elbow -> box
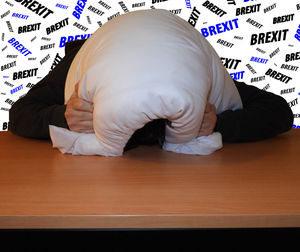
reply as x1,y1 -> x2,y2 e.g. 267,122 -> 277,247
8,103 -> 18,134
8,100 -> 28,138
276,95 -> 294,133
8,99 -> 30,138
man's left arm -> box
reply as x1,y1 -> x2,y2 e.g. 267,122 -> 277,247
214,81 -> 294,142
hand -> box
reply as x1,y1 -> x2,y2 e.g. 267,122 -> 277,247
65,83 -> 94,133
198,103 -> 217,137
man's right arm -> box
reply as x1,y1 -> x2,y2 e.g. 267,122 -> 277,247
8,46 -> 80,139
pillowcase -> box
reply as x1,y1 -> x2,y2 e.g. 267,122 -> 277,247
49,9 -> 243,156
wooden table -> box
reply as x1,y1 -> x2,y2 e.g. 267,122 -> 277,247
0,130 -> 300,229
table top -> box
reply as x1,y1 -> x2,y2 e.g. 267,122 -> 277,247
0,130 -> 300,229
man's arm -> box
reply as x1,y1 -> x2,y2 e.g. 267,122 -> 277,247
8,45 -> 80,139
8,37 -> 163,150
214,80 -> 294,142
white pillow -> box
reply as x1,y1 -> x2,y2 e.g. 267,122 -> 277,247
49,9 -> 243,156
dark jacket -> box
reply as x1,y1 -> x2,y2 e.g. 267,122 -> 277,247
8,39 -> 294,150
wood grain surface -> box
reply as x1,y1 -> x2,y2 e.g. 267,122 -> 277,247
0,130 -> 299,229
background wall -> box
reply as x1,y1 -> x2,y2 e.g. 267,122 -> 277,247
1,0 -> 299,132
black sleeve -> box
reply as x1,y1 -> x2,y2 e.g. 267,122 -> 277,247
214,80 -> 294,142
8,47 -> 80,140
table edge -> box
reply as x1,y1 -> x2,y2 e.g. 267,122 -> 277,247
1,214 -> 300,229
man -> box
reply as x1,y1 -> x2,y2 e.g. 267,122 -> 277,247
9,39 -> 294,151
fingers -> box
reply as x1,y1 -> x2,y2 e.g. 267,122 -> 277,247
67,82 -> 93,112
70,82 -> 79,98
68,109 -> 93,121
65,106 -> 93,122
65,82 -> 94,133
74,82 -> 79,94
72,120 -> 94,133
72,83 -> 93,112
67,96 -> 93,113
205,103 -> 216,113
76,98 -> 93,113
204,103 -> 210,113
198,103 -> 217,137
65,109 -> 94,133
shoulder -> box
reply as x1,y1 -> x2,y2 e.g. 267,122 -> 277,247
65,39 -> 87,55
232,80 -> 266,104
